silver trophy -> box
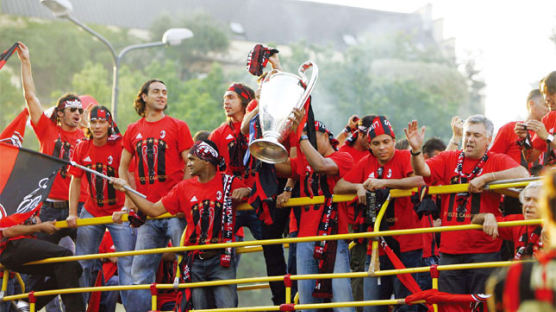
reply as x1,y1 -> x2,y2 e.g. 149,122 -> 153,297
249,61 -> 318,164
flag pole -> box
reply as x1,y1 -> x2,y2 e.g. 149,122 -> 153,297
7,144 -> 147,199
69,161 -> 146,199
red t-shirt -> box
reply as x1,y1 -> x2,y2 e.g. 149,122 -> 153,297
497,214 -> 526,243
31,113 -> 86,200
343,149 -> 422,253
490,121 -> 525,165
123,116 -> 194,202
339,144 -> 370,225
297,151 -> 353,237
161,173 -> 245,245
532,111 -> 556,153
339,144 -> 369,163
69,139 -> 124,217
425,150 -> 520,254
209,121 -> 248,177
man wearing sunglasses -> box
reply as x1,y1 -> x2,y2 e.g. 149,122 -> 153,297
16,42 -> 86,245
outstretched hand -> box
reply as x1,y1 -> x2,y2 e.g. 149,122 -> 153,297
404,120 -> 426,152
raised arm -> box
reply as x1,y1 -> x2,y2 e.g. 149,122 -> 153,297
336,115 -> 359,146
16,42 -> 43,125
241,102 -> 258,136
404,120 -> 431,177
446,116 -> 463,151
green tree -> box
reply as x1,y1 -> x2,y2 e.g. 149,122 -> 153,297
149,12 -> 230,80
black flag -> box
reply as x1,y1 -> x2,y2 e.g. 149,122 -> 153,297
0,142 -> 66,228
0,42 -> 18,71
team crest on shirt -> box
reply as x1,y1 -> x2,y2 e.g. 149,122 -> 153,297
386,168 -> 392,178
107,155 -> 113,165
160,130 -> 166,139
216,191 -> 222,200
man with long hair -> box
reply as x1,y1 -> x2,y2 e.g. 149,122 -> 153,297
115,79 -> 194,312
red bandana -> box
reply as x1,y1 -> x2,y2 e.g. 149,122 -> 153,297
367,116 -> 395,140
227,84 -> 253,102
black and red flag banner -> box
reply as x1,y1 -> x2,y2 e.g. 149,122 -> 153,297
0,42 -> 18,71
0,142 -> 66,228
0,109 -> 29,147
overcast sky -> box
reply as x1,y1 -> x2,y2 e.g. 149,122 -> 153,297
302,0 -> 556,130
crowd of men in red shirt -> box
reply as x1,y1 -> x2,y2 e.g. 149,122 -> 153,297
1,41 -> 555,312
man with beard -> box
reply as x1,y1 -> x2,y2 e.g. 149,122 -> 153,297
114,79 -> 194,312
17,42 -> 85,244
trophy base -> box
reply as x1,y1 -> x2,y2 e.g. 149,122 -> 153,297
249,138 -> 288,164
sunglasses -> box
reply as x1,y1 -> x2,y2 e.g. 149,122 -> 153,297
68,107 -> 84,114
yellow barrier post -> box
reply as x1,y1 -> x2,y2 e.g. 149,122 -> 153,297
369,195 -> 390,276
15,273 -> 25,292
1,270 -> 8,297
284,274 -> 292,304
430,264 -> 439,312
29,291 -> 36,312
150,283 -> 158,311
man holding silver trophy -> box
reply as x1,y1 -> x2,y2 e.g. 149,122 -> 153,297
247,49 -> 356,311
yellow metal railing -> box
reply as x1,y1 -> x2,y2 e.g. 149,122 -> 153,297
0,178 -> 539,311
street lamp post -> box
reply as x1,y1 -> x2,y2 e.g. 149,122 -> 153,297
40,0 -> 193,119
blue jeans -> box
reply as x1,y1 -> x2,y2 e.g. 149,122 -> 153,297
76,208 -> 136,308
126,218 -> 186,312
35,202 -> 83,243
234,210 -> 263,240
100,275 -> 119,312
190,254 -> 237,309
296,240 -> 354,312
363,250 -> 425,312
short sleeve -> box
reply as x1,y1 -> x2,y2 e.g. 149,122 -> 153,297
425,151 -> 453,183
532,113 -> 556,152
68,141 -> 85,178
490,124 -> 510,154
491,153 -> 520,171
497,214 -> 523,241
330,152 -> 353,178
398,150 -> 414,177
231,176 -> 247,190
161,182 -> 186,215
343,156 -> 368,183
31,113 -> 55,144
122,125 -> 135,154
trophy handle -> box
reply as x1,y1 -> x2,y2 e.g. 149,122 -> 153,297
296,61 -> 319,109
